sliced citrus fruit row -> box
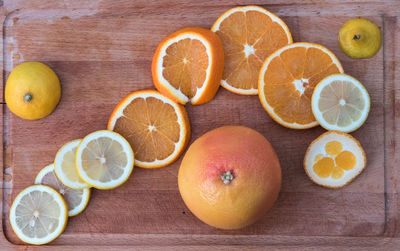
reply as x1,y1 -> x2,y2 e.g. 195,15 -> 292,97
35,164 -> 91,217
258,42 -> 344,129
9,185 -> 68,245
304,131 -> 366,188
152,27 -> 224,105
76,130 -> 134,189
312,73 -> 370,133
54,139 -> 91,189
108,90 -> 191,169
212,5 -> 292,95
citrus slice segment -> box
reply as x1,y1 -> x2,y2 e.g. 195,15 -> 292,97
311,74 -> 370,133
75,130 -> 134,189
9,185 -> 68,245
108,90 -> 191,168
35,164 -> 91,217
258,42 -> 344,129
304,131 -> 366,188
152,27 -> 224,105
54,139 -> 91,189
212,5 -> 292,95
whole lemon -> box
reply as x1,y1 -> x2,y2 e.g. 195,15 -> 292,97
5,62 -> 61,120
178,126 -> 281,230
338,18 -> 381,59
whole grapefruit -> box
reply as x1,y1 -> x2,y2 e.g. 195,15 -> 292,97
178,126 -> 281,230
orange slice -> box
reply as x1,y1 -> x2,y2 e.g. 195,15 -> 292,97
304,131 -> 366,188
108,90 -> 191,168
211,5 -> 292,95
258,42 -> 344,129
152,27 -> 224,105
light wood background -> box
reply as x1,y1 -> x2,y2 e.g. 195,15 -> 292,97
0,0 -> 399,249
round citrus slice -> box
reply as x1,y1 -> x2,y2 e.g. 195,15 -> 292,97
108,90 -> 191,168
35,164 -> 91,217
76,130 -> 134,189
211,5 -> 292,95
152,27 -> 224,105
258,42 -> 344,129
54,139 -> 91,189
311,74 -> 370,133
304,131 -> 366,188
9,185 -> 68,245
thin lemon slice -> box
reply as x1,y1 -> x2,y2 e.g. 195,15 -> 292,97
311,74 -> 370,132
54,139 -> 91,189
35,164 -> 91,216
304,131 -> 366,188
76,130 -> 134,189
9,185 -> 68,245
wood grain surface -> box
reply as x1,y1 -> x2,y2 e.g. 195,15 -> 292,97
1,0 -> 399,249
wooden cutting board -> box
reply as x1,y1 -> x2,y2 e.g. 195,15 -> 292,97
1,0 -> 399,249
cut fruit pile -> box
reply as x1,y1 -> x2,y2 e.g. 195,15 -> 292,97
9,4 -> 378,242
304,131 -> 366,188
10,129 -> 134,244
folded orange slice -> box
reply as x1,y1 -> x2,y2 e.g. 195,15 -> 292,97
152,27 -> 224,105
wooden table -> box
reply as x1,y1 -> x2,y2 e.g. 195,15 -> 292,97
1,0 -> 399,249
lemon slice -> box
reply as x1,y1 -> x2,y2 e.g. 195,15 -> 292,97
76,130 -> 134,189
9,185 -> 68,245
54,139 -> 91,189
35,164 -> 91,216
311,74 -> 370,132
304,131 -> 366,188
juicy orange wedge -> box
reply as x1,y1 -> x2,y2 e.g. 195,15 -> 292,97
108,90 -> 191,168
258,42 -> 344,129
152,27 -> 224,105
212,6 -> 292,95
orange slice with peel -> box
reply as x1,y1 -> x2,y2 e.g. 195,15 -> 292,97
212,5 -> 292,95
152,27 -> 224,105
108,90 -> 191,168
258,42 -> 344,129
304,131 -> 366,188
